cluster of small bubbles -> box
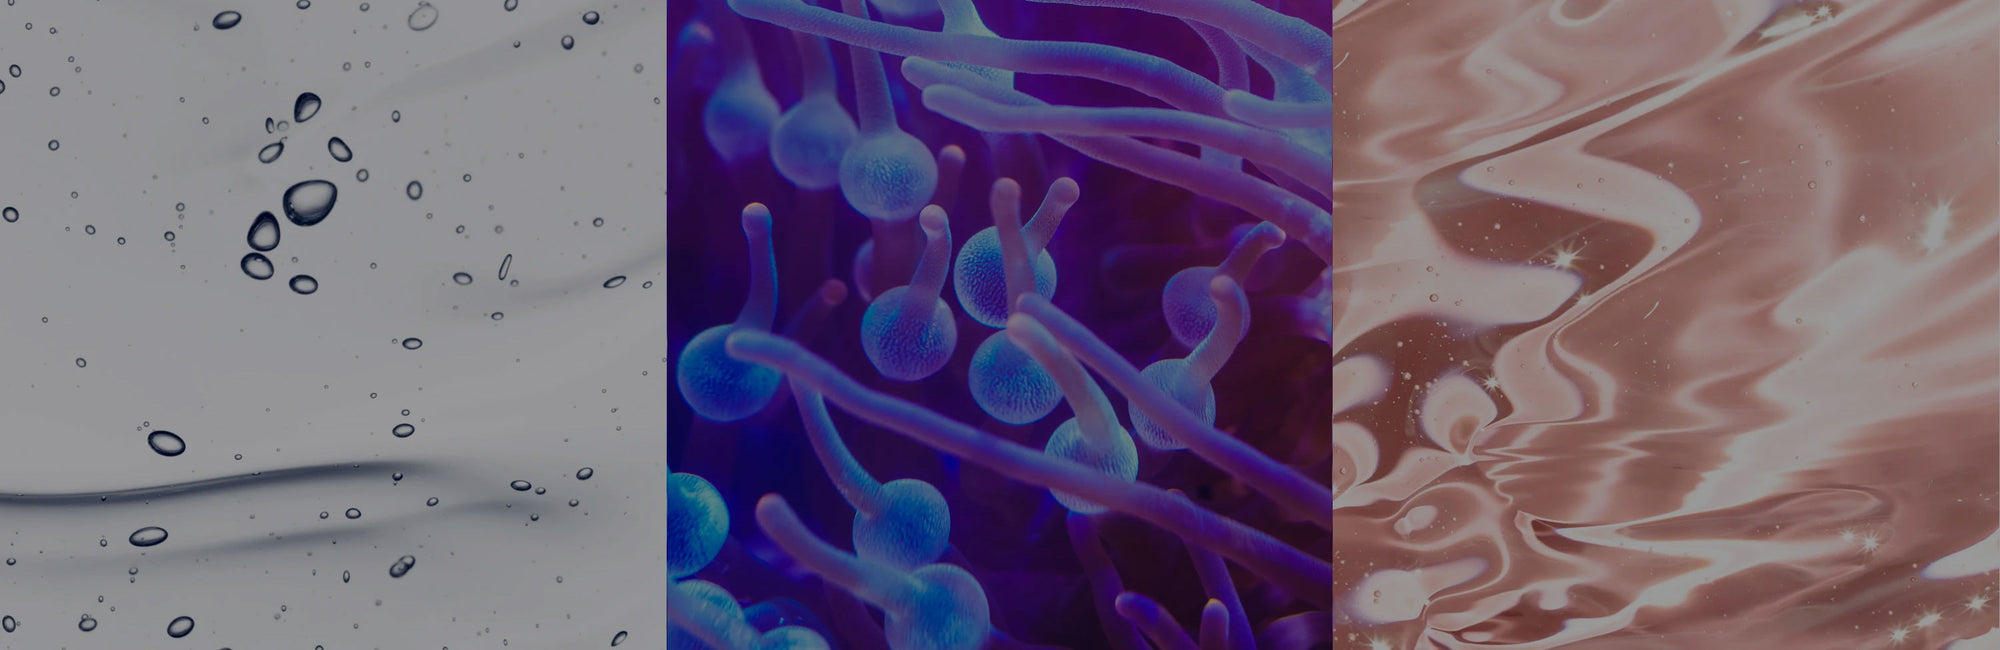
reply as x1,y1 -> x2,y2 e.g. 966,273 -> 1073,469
510,480 -> 532,491
401,338 -> 423,350
345,508 -> 361,519
393,423 -> 415,437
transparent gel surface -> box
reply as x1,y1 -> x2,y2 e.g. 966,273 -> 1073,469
0,2 -> 665,647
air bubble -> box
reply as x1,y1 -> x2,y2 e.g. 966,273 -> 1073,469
241,253 -> 275,280
592,218 -> 604,227
393,423 -> 414,437
257,141 -> 284,164
282,180 -> 337,226
327,137 -> 352,162
504,0 -> 516,10
342,569 -> 351,582
452,272 -> 472,285
75,358 -> 86,368
582,10 -> 599,24
166,616 -> 194,638
575,467 -> 593,480
248,212 -> 281,251
603,275 -> 625,288
407,2 -> 437,31
2,615 -> 14,632
510,480 -> 532,491
390,110 -> 400,122
78,615 -> 96,632
427,497 -> 439,506
356,168 -> 369,182
47,140 -> 57,151
498,253 -> 513,280
561,35 -> 575,49
129,526 -> 168,547
401,338 -> 423,350
212,11 -> 242,29
406,181 -> 422,200
293,92 -> 321,122
345,508 -> 361,519
1,207 -> 14,222
6,65 -> 17,77
388,555 -> 416,578
147,431 -> 186,456
289,275 -> 318,294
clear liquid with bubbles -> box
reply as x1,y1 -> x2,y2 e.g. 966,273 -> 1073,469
0,3 -> 664,647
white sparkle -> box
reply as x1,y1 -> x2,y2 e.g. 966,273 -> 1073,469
1367,638 -> 1394,650
1919,201 -> 1952,253
1889,627 -> 1910,644
1481,374 -> 1501,391
1967,594 -> 1989,612
1860,535 -> 1881,552
1839,530 -> 1857,543
1548,245 -> 1583,270
1916,610 -> 1942,628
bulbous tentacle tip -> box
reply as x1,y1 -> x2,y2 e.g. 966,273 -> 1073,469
817,278 -> 849,306
939,144 -> 966,164
1047,176 -> 1081,203
920,204 -> 949,235
1246,220 -> 1286,246
742,203 -> 774,235
1207,274 -> 1241,303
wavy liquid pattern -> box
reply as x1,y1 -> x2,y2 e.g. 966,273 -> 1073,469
1333,0 -> 1998,647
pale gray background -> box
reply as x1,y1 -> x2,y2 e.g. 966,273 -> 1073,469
0,0 -> 665,647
